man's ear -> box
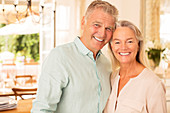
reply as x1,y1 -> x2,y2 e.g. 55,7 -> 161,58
81,16 -> 85,30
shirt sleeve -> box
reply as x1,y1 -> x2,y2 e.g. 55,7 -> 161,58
31,49 -> 69,113
147,81 -> 167,113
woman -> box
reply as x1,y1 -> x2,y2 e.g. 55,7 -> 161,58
104,20 -> 167,113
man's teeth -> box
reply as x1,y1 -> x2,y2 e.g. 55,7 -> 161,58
94,37 -> 103,42
120,53 -> 130,55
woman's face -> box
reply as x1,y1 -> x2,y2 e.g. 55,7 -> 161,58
110,27 -> 139,64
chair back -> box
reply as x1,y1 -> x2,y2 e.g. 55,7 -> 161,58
14,75 -> 33,86
12,87 -> 37,100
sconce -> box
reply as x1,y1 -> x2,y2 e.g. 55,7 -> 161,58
1,0 -> 44,24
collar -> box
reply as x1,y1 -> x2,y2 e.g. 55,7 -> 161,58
74,37 -> 102,60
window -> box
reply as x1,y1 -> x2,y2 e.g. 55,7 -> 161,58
160,14 -> 170,42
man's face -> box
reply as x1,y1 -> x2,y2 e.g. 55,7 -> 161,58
81,8 -> 115,54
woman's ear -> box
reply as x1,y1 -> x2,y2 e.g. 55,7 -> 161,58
138,41 -> 140,51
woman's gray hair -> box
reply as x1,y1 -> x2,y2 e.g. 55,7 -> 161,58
108,20 -> 150,71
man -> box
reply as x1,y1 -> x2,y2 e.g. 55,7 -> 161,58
31,1 -> 118,113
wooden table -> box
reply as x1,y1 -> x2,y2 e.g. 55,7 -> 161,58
0,99 -> 33,113
0,87 -> 37,98
0,89 -> 14,97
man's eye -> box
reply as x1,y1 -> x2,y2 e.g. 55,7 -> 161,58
94,24 -> 100,27
94,24 -> 99,27
106,28 -> 112,32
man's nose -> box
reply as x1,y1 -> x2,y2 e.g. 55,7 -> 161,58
98,27 -> 106,37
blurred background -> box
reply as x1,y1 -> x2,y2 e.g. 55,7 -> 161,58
0,0 -> 170,112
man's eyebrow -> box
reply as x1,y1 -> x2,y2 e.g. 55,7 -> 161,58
92,21 -> 102,24
92,21 -> 114,29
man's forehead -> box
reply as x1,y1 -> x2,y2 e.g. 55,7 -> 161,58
92,21 -> 115,28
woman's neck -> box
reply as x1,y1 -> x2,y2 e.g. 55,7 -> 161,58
119,61 -> 145,79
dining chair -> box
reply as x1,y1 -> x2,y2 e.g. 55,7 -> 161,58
14,75 -> 33,86
12,87 -> 37,100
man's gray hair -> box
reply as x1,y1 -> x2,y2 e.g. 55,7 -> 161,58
85,0 -> 119,22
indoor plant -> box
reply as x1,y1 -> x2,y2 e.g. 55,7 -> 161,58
146,40 -> 165,67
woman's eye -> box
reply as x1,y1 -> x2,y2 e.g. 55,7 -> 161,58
127,40 -> 133,43
115,41 -> 120,44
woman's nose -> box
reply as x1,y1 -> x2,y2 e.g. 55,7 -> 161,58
121,43 -> 127,49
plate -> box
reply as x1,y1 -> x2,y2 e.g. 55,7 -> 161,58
0,97 -> 11,105
0,104 -> 17,111
0,97 -> 17,111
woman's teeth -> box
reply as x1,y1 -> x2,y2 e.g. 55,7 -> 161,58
119,52 -> 130,55
94,36 -> 103,42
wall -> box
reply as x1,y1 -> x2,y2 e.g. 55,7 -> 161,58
94,0 -> 141,57
84,0 -> 140,28
109,0 -> 141,28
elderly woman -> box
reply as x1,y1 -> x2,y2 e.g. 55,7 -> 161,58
104,20 -> 167,113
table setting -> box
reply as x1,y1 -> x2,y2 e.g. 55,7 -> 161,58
0,97 -> 17,111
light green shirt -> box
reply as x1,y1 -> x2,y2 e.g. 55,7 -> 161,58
31,37 -> 111,113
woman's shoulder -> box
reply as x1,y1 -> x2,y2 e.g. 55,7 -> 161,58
140,68 -> 163,87
141,68 -> 166,98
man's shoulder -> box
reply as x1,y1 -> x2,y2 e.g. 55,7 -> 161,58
56,41 -> 75,49
45,42 -> 76,63
51,41 -> 76,53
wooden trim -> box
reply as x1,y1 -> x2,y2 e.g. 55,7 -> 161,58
140,0 -> 146,39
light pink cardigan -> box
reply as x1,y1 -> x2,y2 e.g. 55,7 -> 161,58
104,68 -> 167,113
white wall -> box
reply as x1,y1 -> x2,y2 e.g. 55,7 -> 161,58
95,0 -> 141,57
107,0 -> 141,28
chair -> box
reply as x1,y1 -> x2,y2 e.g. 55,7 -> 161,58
14,75 -> 33,86
12,87 -> 37,100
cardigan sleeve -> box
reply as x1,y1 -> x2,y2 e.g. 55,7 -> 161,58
147,81 -> 167,113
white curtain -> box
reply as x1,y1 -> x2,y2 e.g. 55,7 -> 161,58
145,0 -> 160,41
